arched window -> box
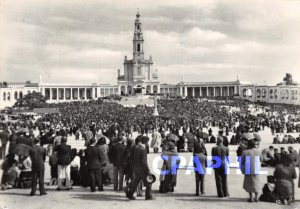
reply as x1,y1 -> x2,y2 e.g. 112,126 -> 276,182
256,89 -> 261,98
19,91 -> 23,99
262,89 -> 266,98
3,92 -> 6,101
7,92 -> 10,101
243,89 -> 247,97
14,91 -> 18,100
153,85 -> 158,94
269,89 -> 273,94
269,89 -> 273,99
137,43 -> 140,52
281,90 -> 284,99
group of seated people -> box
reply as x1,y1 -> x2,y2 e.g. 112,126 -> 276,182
1,153 -> 32,190
273,134 -> 300,144
261,145 -> 298,167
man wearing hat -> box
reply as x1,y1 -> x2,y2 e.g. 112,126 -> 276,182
218,131 -> 229,147
55,136 -> 73,190
126,136 -> 153,200
29,137 -> 47,196
110,136 -> 126,191
85,138 -> 104,192
211,136 -> 229,198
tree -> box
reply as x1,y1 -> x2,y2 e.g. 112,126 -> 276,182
14,91 -> 48,109
283,73 -> 293,85
277,73 -> 297,86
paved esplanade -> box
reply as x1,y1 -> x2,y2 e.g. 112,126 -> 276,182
1,127 -> 300,209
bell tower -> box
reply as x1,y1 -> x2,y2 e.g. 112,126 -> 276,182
133,11 -> 144,60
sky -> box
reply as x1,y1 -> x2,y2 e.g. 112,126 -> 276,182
0,0 -> 300,85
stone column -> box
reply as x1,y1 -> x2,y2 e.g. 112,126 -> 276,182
220,86 -> 223,96
199,87 -> 202,97
213,87 -> 216,97
85,88 -> 87,100
179,86 -> 183,96
234,86 -> 237,95
206,87 -> 208,97
184,86 -> 187,97
78,88 -> 80,100
49,88 -> 52,101
227,86 -> 230,96
192,87 -> 195,97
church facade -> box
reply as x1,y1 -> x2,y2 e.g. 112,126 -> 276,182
0,12 -> 299,109
117,12 -> 160,95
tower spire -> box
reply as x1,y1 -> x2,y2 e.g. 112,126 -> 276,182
133,11 -> 144,60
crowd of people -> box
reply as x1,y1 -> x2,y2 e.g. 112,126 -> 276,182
0,98 -> 300,205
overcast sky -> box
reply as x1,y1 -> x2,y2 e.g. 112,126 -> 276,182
1,0 -> 300,85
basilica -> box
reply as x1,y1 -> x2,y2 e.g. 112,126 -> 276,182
0,12 -> 299,109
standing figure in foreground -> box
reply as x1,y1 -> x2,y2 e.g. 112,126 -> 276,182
241,135 -> 262,202
85,138 -> 104,192
159,141 -> 180,193
211,136 -> 229,198
194,144 -> 206,196
55,136 -> 73,190
274,153 -> 297,205
126,136 -> 153,200
29,137 -> 47,196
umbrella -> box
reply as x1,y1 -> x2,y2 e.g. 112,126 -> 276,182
184,132 -> 196,147
11,144 -> 31,157
184,132 -> 196,141
167,133 -> 179,142
198,132 -> 209,140
17,127 -> 29,134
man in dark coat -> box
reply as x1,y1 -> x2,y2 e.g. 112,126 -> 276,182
127,136 -> 153,200
0,129 -> 9,159
29,138 -> 47,196
218,131 -> 229,147
210,135 -> 216,143
55,136 -> 73,190
211,136 -> 229,198
8,131 -> 18,153
110,136 -> 126,191
85,138 -> 103,192
273,135 -> 281,144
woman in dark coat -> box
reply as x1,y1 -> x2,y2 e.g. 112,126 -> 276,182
241,139 -> 262,202
159,141 -> 180,193
274,153 -> 297,205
